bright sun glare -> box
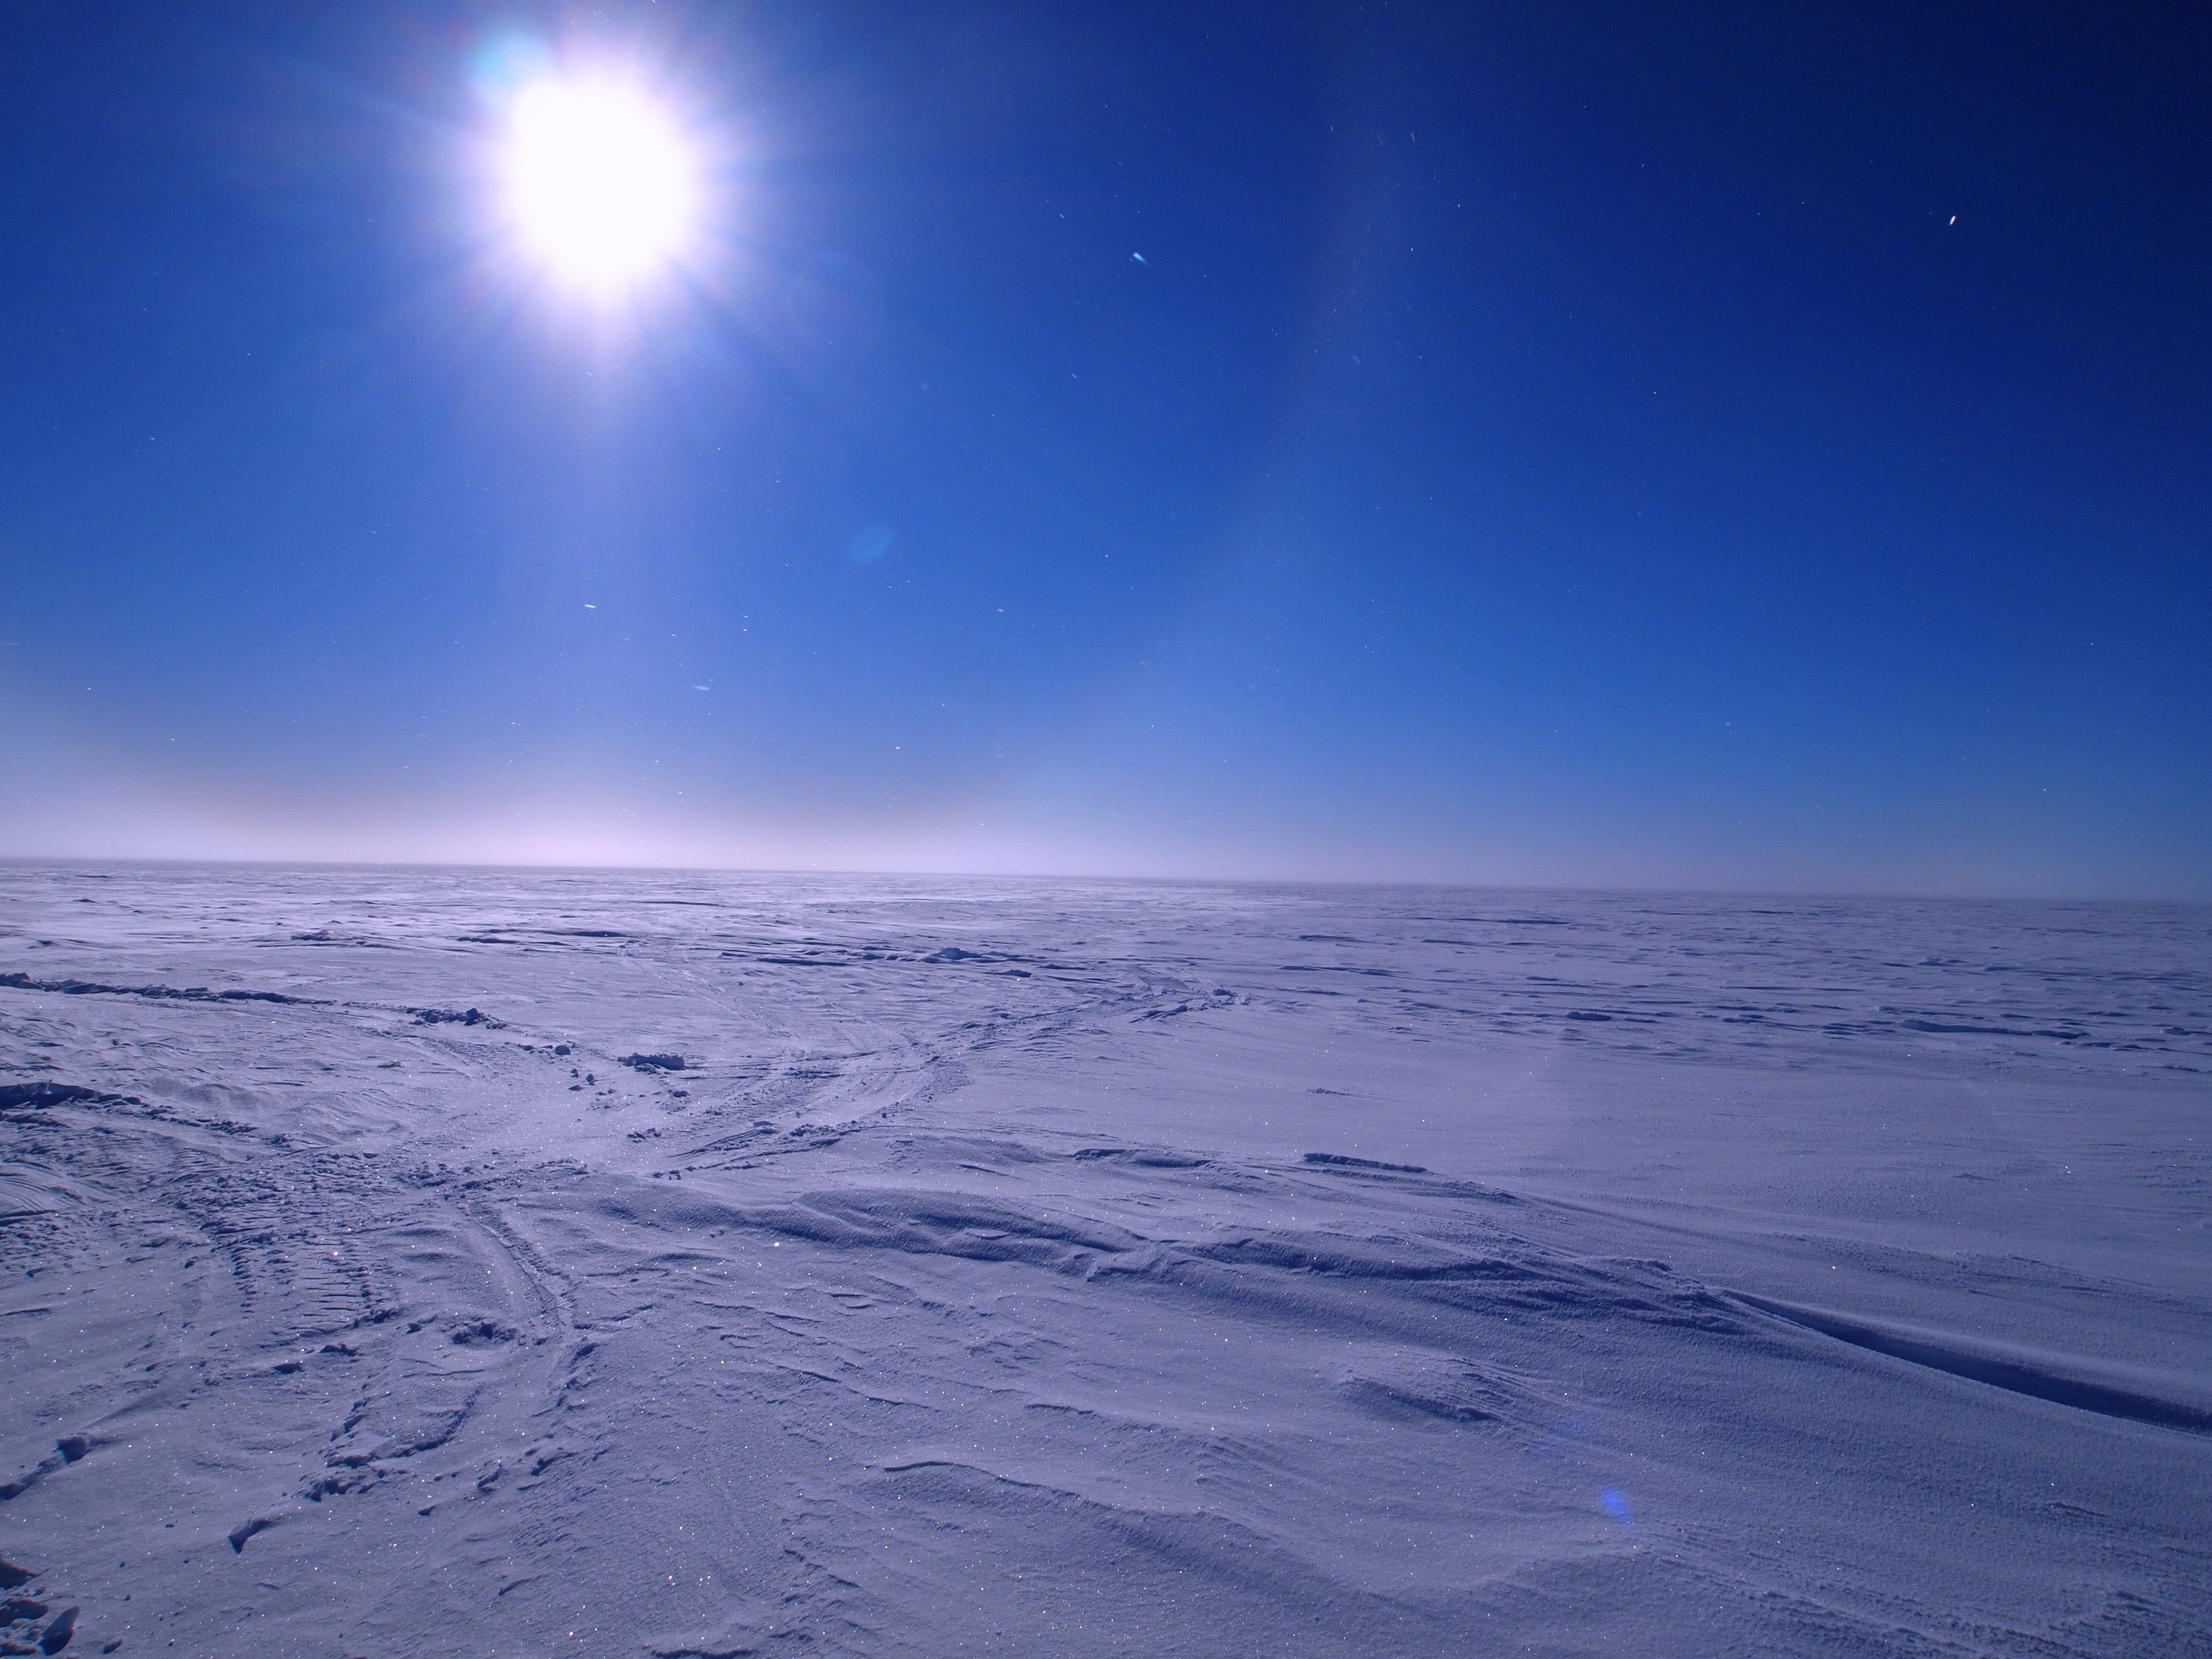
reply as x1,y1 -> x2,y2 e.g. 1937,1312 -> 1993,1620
501,78 -> 698,294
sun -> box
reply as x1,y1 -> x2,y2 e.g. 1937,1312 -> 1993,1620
499,77 -> 699,295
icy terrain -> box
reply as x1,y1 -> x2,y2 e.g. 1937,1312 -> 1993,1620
1,865 -> 2207,1657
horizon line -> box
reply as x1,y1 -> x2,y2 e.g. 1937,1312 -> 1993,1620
2,853 -> 2203,909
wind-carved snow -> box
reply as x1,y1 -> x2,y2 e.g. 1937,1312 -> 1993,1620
0,867 -> 2207,1656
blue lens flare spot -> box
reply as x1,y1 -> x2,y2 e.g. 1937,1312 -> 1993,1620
470,32 -> 555,110
1600,1487 -> 1633,1523
849,523 -> 894,563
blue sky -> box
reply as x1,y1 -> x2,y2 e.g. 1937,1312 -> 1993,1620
3,3 -> 2207,894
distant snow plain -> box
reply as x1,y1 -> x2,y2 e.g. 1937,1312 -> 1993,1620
1,865 -> 2207,1657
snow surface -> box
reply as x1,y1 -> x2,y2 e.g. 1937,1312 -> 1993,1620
1,864 -> 2207,1657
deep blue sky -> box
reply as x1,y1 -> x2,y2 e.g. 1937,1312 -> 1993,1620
4,2 -> 2207,894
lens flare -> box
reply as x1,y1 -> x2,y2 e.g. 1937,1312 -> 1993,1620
500,78 -> 698,294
